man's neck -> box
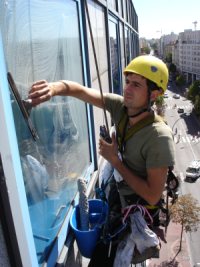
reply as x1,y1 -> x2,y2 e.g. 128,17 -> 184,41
128,110 -> 153,127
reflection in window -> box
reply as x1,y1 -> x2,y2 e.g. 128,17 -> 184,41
122,0 -> 127,21
87,1 -> 110,146
107,0 -> 117,10
1,1 -> 90,265
119,23 -> 125,88
109,18 -> 121,95
125,27 -> 131,65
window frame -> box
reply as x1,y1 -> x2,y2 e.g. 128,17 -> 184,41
0,0 -> 96,265
108,14 -> 123,95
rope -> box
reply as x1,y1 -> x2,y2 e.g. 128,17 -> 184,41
83,0 -> 110,134
122,204 -> 153,225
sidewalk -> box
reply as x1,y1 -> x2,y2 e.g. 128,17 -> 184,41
147,222 -> 191,267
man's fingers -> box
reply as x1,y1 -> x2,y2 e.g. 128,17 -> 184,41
29,80 -> 48,94
111,132 -> 116,143
30,93 -> 52,106
32,80 -> 48,87
28,86 -> 52,106
29,87 -> 50,99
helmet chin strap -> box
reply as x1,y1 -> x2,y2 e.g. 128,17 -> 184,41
128,108 -> 149,118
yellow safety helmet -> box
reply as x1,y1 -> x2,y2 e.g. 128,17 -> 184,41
123,55 -> 169,93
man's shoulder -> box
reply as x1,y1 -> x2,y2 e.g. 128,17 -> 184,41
104,93 -> 125,122
104,93 -> 124,103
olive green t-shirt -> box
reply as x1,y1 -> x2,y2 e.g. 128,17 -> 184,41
104,93 -> 175,181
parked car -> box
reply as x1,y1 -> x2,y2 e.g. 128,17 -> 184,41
164,93 -> 168,98
185,160 -> 200,182
173,94 -> 180,99
177,108 -> 184,113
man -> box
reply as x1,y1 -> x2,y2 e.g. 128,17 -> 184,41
29,55 -> 175,265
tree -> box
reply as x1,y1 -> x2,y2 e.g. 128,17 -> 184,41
187,80 -> 200,103
151,42 -> 158,51
187,80 -> 200,115
175,75 -> 185,87
170,194 -> 200,254
194,95 -> 200,115
169,63 -> 176,74
165,52 -> 172,63
155,95 -> 166,116
140,46 -> 150,54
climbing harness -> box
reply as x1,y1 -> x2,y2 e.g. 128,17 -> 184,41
117,111 -> 163,153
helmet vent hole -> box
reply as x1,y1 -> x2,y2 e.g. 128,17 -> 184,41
151,66 -> 158,72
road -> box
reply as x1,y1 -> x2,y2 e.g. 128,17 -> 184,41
164,82 -> 200,266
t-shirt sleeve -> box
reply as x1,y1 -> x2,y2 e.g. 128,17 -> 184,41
104,93 -> 124,124
143,125 -> 175,169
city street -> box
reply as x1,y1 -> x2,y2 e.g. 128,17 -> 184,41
164,82 -> 200,266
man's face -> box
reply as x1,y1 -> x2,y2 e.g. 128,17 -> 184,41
123,73 -> 148,109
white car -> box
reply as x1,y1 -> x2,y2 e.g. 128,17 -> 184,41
173,94 -> 180,99
185,160 -> 200,181
164,93 -> 168,98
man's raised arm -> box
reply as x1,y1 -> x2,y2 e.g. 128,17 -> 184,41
29,80 -> 104,108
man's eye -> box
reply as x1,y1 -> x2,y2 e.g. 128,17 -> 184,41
133,82 -> 140,87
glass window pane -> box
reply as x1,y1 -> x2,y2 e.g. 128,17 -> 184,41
125,27 -> 130,65
87,1 -> 110,145
107,0 -> 117,10
109,19 -> 122,95
0,0 -> 90,265
122,0 -> 127,21
120,23 -> 125,87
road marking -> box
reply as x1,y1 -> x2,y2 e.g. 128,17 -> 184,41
182,137 -> 186,143
186,136 -> 191,143
179,172 -> 185,182
166,104 -> 192,110
174,135 -> 200,144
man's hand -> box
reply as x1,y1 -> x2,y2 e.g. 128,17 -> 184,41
98,132 -> 119,166
28,80 -> 55,106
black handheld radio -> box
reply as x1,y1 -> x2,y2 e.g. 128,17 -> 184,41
100,125 -> 112,143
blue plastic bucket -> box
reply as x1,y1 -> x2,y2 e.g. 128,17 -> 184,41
70,199 -> 108,258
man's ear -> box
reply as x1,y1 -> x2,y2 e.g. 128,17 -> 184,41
150,90 -> 162,101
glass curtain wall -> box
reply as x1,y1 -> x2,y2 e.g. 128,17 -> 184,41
87,1 -> 110,144
125,27 -> 131,65
109,16 -> 122,95
119,22 -> 125,88
0,0 -> 91,265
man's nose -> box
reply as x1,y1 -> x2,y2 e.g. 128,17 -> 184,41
124,84 -> 133,92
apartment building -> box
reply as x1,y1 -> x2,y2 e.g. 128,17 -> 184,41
159,32 -> 178,59
176,29 -> 200,82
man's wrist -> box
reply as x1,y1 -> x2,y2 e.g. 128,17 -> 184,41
49,83 -> 57,97
112,156 -> 123,169
59,80 -> 70,94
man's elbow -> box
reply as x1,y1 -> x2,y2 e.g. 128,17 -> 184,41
146,194 -> 162,206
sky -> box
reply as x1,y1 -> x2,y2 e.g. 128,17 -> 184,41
133,0 -> 200,39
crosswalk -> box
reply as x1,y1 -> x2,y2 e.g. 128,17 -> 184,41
179,172 -> 185,182
165,104 -> 192,111
174,134 -> 200,144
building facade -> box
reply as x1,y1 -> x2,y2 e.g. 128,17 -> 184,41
0,1 -> 139,266
177,29 -> 200,82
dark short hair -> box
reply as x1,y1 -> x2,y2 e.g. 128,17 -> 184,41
146,79 -> 161,92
